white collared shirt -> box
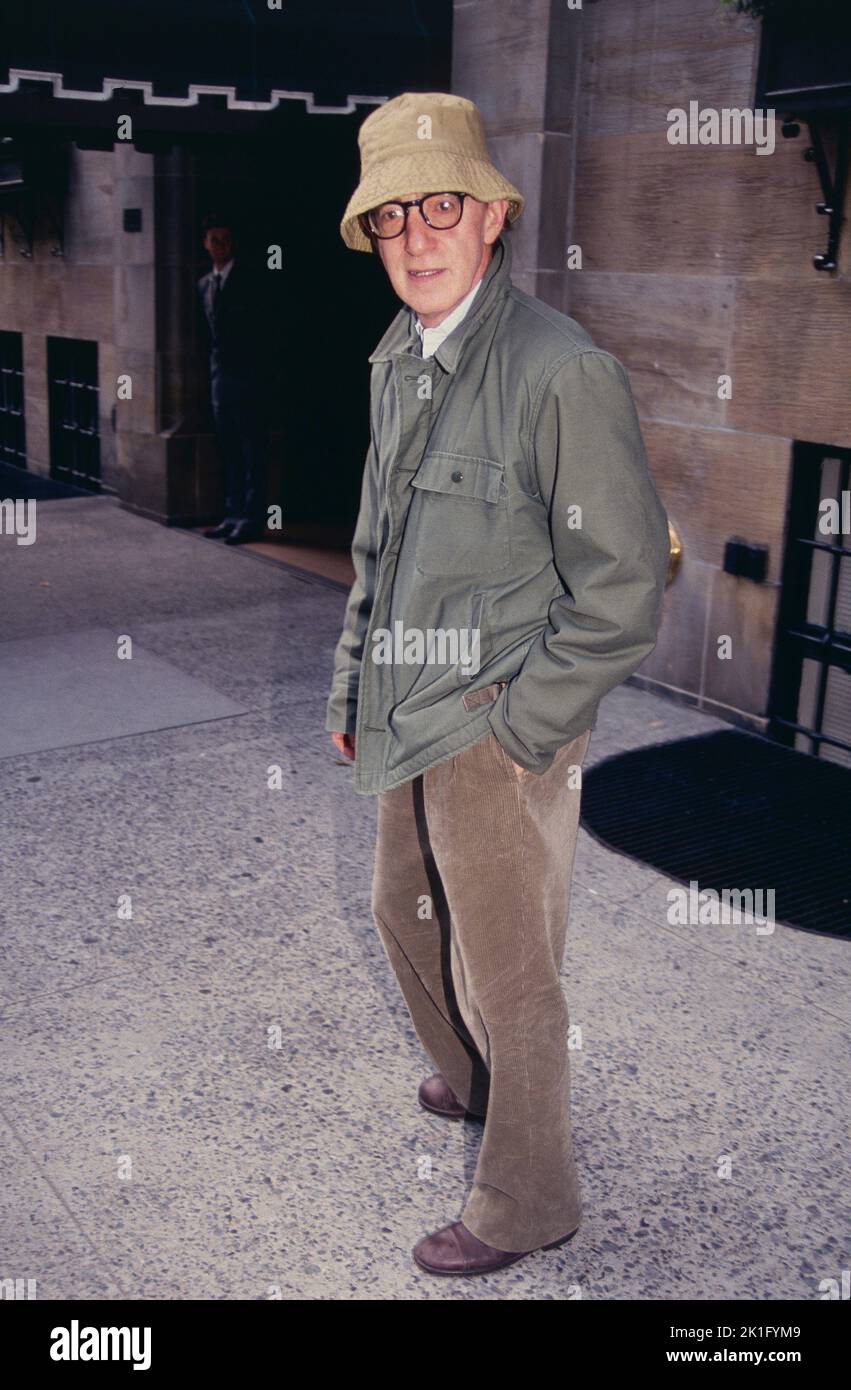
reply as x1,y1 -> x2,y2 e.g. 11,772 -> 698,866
414,275 -> 483,358
212,258 -> 235,288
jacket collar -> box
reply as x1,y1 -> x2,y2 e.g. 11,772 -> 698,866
368,236 -> 513,373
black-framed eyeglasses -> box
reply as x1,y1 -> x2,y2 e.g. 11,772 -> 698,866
361,192 -> 469,240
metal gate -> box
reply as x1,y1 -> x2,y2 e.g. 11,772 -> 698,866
0,329 -> 27,469
47,336 -> 100,490
768,442 -> 851,766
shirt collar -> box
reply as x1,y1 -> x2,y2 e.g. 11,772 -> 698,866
213,259 -> 235,285
368,236 -> 513,373
413,275 -> 483,358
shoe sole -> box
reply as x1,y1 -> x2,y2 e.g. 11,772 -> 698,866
418,1096 -> 486,1121
418,1096 -> 468,1120
412,1225 -> 578,1276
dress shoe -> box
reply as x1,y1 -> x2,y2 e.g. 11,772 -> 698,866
412,1219 -> 578,1276
224,520 -> 264,545
418,1072 -> 483,1120
203,520 -> 235,539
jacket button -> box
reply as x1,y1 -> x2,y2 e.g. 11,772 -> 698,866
451,470 -> 463,483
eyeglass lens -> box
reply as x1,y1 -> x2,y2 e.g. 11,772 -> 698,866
367,193 -> 463,237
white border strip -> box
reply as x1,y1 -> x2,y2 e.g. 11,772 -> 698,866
0,69 -> 388,116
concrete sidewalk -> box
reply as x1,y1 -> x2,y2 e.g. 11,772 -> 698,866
1,494 -> 848,1300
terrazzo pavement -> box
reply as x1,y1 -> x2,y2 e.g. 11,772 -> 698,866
1,494 -> 848,1300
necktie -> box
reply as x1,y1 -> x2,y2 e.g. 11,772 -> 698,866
212,271 -> 222,317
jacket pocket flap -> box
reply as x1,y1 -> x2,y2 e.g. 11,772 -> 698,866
410,453 -> 504,504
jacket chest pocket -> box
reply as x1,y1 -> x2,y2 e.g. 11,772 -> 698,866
408,453 -> 510,577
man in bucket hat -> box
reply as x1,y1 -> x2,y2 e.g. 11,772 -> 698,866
326,92 -> 670,1275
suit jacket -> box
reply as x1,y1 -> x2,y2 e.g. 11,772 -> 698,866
197,260 -> 270,386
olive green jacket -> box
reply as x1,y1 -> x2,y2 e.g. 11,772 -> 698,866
325,236 -> 669,795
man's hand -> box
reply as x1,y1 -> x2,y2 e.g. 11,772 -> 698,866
331,732 -> 356,761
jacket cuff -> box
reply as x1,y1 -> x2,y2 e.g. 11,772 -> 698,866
325,695 -> 358,737
486,696 -> 553,775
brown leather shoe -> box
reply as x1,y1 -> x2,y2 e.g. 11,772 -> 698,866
418,1073 -> 480,1120
412,1219 -> 578,1276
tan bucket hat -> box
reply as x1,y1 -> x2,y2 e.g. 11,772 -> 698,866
340,91 -> 525,253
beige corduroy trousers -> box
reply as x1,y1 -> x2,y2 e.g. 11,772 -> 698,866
370,722 -> 592,1253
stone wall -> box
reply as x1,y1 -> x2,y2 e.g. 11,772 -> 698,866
453,0 -> 851,733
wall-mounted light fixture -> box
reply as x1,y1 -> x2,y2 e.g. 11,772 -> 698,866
666,520 -> 682,585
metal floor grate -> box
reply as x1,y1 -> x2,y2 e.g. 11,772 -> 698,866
581,729 -> 851,936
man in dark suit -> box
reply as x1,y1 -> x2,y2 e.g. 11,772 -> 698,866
198,215 -> 268,544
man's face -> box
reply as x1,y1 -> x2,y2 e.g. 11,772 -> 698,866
203,226 -> 234,268
373,193 -> 508,328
